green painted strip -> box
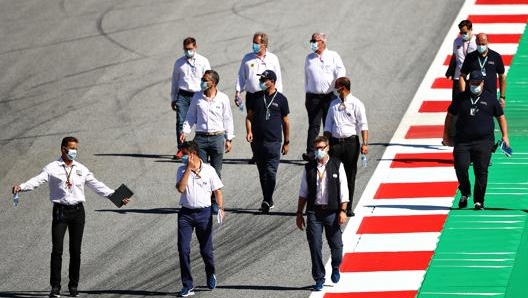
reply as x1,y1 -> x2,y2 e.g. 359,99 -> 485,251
417,25 -> 528,298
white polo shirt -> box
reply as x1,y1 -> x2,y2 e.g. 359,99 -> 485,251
453,35 -> 477,80
176,162 -> 223,209
236,51 -> 283,93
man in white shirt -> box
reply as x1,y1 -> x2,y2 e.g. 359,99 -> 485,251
181,70 -> 235,178
304,33 -> 346,162
445,20 -> 477,99
324,77 -> 368,217
235,32 -> 283,164
180,70 -> 234,213
296,136 -> 349,291
175,140 -> 225,297
171,37 -> 211,160
11,136 -> 130,298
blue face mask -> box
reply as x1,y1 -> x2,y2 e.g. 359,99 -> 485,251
461,33 -> 470,41
66,149 -> 77,161
310,42 -> 318,52
181,155 -> 189,165
470,84 -> 482,95
184,49 -> 194,58
259,81 -> 267,90
200,81 -> 209,91
252,43 -> 260,54
477,45 -> 487,54
315,149 -> 327,160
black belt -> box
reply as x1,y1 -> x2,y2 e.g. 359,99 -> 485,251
331,135 -> 358,143
178,89 -> 195,97
181,206 -> 209,212
196,131 -> 225,136
54,202 -> 83,210
306,92 -> 332,98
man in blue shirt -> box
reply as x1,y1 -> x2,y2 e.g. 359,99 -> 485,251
245,70 -> 290,213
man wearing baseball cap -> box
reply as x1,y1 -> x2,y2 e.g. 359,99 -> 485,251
246,69 -> 290,213
443,70 -> 510,210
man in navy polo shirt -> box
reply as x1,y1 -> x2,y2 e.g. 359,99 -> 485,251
245,69 -> 290,213
443,70 -> 510,210
459,33 -> 506,107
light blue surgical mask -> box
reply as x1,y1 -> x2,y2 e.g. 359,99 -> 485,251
477,45 -> 487,54
181,155 -> 189,165
315,149 -> 327,160
252,43 -> 260,54
184,49 -> 195,58
66,149 -> 77,161
310,42 -> 318,52
200,81 -> 209,91
461,33 -> 470,41
333,88 -> 341,98
259,81 -> 268,90
470,84 -> 482,95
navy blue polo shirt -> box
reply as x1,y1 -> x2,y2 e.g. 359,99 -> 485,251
460,49 -> 505,97
247,90 -> 289,142
448,89 -> 504,143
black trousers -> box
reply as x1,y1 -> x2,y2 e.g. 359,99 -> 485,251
305,93 -> 333,155
51,203 -> 85,289
330,136 -> 360,212
246,91 -> 260,158
453,139 -> 494,204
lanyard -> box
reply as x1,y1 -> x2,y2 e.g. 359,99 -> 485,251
263,91 -> 278,120
470,96 -> 480,106
63,165 -> 74,188
478,56 -> 488,71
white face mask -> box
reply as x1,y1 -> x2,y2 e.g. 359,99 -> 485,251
333,89 -> 341,97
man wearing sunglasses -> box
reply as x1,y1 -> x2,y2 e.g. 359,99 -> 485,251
303,32 -> 346,162
296,135 -> 349,291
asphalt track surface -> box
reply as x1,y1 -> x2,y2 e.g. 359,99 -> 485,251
0,1 -> 464,297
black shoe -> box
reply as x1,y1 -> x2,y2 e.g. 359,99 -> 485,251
458,196 -> 468,208
474,202 -> 484,210
346,209 -> 355,217
49,287 -> 61,298
248,157 -> 256,164
302,153 -> 314,162
69,287 -> 79,297
260,201 -> 271,214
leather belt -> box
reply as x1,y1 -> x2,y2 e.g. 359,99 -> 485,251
196,131 -> 225,136
178,89 -> 195,97
331,135 -> 358,143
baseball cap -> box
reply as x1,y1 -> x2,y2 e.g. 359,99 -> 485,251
257,70 -> 277,82
469,70 -> 485,82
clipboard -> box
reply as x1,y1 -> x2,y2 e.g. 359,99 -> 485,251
108,184 -> 133,208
